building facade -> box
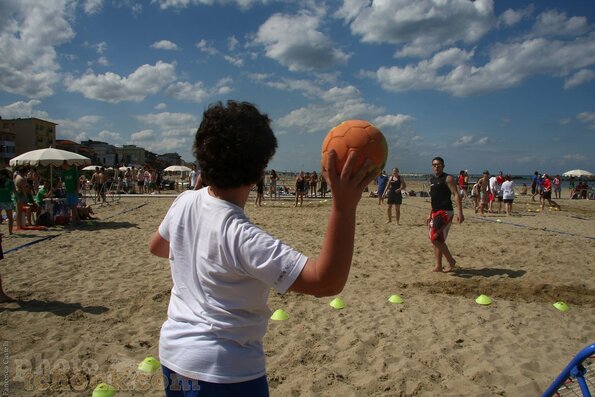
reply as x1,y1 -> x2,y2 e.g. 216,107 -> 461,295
80,140 -> 117,166
115,144 -> 145,167
0,126 -> 16,167
0,117 -> 57,155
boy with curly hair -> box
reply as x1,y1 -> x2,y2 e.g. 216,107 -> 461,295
149,100 -> 376,396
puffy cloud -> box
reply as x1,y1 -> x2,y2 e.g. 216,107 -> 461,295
131,129 -> 155,140
64,61 -> 177,103
151,40 -> 180,51
577,111 -> 595,129
254,11 -> 350,71
373,114 -> 415,130
531,10 -> 590,38
453,135 -> 488,146
98,130 -> 122,143
135,112 -> 198,130
0,0 -> 75,98
152,0 -> 267,10
337,0 -> 495,58
498,6 -> 534,27
53,115 -> 102,141
564,69 -> 595,89
165,78 -> 233,102
0,100 -> 48,119
373,34 -> 595,96
83,0 -> 103,14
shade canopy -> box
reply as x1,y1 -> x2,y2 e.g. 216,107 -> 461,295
163,165 -> 192,172
9,148 -> 91,167
82,165 -> 101,171
562,169 -> 593,178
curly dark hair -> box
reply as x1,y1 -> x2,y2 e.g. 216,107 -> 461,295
193,100 -> 277,188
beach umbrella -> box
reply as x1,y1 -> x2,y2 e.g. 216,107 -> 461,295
163,165 -> 192,172
119,166 -> 132,172
562,169 -> 593,178
10,147 -> 91,167
9,147 -> 91,183
82,165 -> 101,171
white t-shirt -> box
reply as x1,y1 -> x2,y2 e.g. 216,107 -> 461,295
501,180 -> 515,200
158,188 -> 307,383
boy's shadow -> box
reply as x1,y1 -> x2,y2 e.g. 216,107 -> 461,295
0,299 -> 109,316
451,268 -> 526,279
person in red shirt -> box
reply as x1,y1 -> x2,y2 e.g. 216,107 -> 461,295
540,174 -> 561,212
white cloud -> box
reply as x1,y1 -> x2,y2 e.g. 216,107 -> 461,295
337,0 -> 495,58
131,129 -> 155,140
530,10 -> 590,38
196,39 -> 219,56
83,0 -> 103,15
0,0 -> 75,98
154,102 -> 167,110
152,0 -> 267,10
373,114 -> 415,130
97,56 -> 110,66
254,11 -> 350,71
151,40 -> 180,51
373,34 -> 595,97
577,111 -> 595,129
498,6 -> 533,27
564,69 -> 595,89
453,135 -> 488,146
165,78 -> 233,102
135,112 -> 198,130
64,61 -> 177,103
98,130 -> 122,143
53,115 -> 103,141
0,100 -> 48,119
227,35 -> 239,51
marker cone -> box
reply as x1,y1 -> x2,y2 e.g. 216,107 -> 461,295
270,309 -> 289,320
388,294 -> 404,304
553,301 -> 569,312
92,383 -> 116,397
475,294 -> 492,305
496,219 -> 502,223
330,298 -> 345,309
138,356 -> 161,373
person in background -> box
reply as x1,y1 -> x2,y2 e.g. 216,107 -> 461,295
501,175 -> 515,216
383,167 -> 406,224
553,174 -> 561,199
426,156 -> 464,273
295,171 -> 306,207
319,171 -> 328,198
62,162 -> 80,225
255,176 -> 264,206
149,100 -> 376,396
541,173 -> 561,212
0,169 -> 15,235
268,170 -> 278,200
376,170 -> 388,205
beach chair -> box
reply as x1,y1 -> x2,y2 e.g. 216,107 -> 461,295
542,343 -> 595,397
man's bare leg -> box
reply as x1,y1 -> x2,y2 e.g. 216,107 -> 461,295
432,240 -> 456,272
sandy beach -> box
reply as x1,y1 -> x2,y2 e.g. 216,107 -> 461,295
0,181 -> 593,396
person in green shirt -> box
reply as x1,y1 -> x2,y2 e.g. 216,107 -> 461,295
34,180 -> 52,207
0,169 -> 15,235
62,162 -> 80,225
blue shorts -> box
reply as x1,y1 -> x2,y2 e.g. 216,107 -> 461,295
66,193 -> 79,206
0,202 -> 14,211
162,366 -> 269,397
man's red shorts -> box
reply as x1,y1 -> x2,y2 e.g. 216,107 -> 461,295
429,210 -> 454,242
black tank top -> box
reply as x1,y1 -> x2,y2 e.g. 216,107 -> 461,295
430,173 -> 453,211
388,176 -> 401,193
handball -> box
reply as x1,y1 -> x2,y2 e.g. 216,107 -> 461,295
321,119 -> 388,173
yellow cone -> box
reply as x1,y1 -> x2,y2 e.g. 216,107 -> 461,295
138,356 -> 161,374
475,294 -> 492,305
92,383 -> 116,397
496,219 -> 502,223
553,301 -> 569,312
388,294 -> 404,304
270,309 -> 289,320
330,298 -> 345,309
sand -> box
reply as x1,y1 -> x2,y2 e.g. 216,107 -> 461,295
0,182 -> 593,396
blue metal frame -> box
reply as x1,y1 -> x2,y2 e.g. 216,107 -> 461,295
542,343 -> 595,397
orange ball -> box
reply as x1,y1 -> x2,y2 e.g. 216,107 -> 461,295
321,120 -> 388,174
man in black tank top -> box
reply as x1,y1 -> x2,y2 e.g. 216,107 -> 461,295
426,157 -> 464,273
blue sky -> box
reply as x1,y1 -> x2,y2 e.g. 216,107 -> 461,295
0,0 -> 594,175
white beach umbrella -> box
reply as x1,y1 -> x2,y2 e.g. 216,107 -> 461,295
9,147 -> 92,183
562,169 -> 593,178
163,165 -> 192,172
9,147 -> 91,167
82,165 -> 101,171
